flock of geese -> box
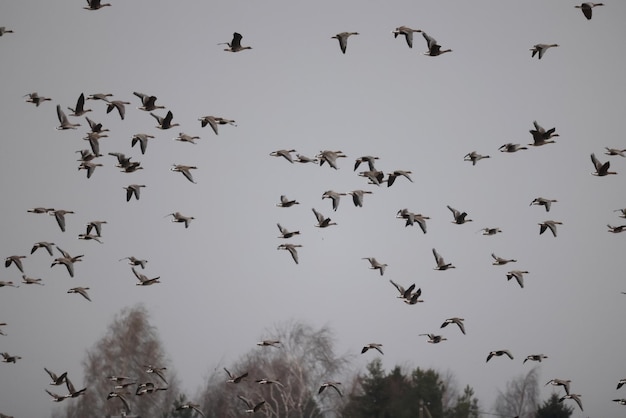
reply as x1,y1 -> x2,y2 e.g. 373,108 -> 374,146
0,1 -> 624,417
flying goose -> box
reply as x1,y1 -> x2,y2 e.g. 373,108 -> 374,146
238,395 -> 265,413
21,275 -> 44,285
389,279 -> 418,301
317,150 -> 347,170
613,398 -> 626,405
78,161 -> 103,179
198,115 -> 237,135
28,207 -> 54,214
124,184 -> 145,201
348,190 -> 372,207
0,27 -> 14,36
617,379 -> 626,390
133,92 -> 165,111
523,354 -> 548,364
86,220 -> 107,237
45,389 -> 69,402
132,268 -> 160,286
0,281 -> 18,288
151,110 -> 179,129
358,170 -> 385,186
83,132 -> 108,156
277,243 -> 302,264
440,318 -> 465,335
312,208 -> 337,228
546,378 -> 571,395
220,32 -> 252,52
591,153 -> 617,176
447,205 -> 472,224
84,0 -> 112,10
166,212 -> 195,228
224,367 -> 248,383
277,195 -> 299,207
49,209 -> 74,232
270,149 -> 296,163
386,170 -> 413,187
105,100 -> 130,120
464,151 -> 490,166
171,164 -> 197,183
295,154 -> 318,163
31,242 -> 55,256
135,382 -> 167,395
529,120 -> 559,146
506,270 -> 528,288
144,365 -> 168,384
85,116 -> 108,133
491,253 -> 517,265
392,26 -> 422,48
332,32 -> 359,54
322,190 -> 347,211
76,149 -> 100,162
361,343 -> 384,355
432,248 -> 455,270
106,391 -> 131,413
51,247 -> 83,278
56,105 -> 80,130
539,220 -> 562,237
255,378 -> 283,386
277,223 -> 300,239
605,147 -> 626,157
607,224 -> 626,233
420,334 -> 447,343
87,93 -> 113,101
119,256 -> 147,269
24,92 -> 51,106
65,376 -> 86,397
67,287 -> 91,301
530,197 -> 558,212
256,339 -> 280,347
319,381 -> 343,397
354,155 -> 379,171
422,32 -> 452,56
530,43 -> 559,59
575,2 -> 604,20
559,394 -> 583,412
44,368 -> 67,386
131,133 -> 155,154
363,257 -> 388,276
396,209 -> 429,233
479,227 -> 502,236
5,255 -> 26,273
67,93 -> 92,116
486,350 -> 514,362
176,403 -> 205,417
499,143 -> 527,153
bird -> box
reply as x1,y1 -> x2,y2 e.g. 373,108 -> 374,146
87,93 -> 113,101
45,389 -> 69,402
386,170 -> 413,187
219,32 -> 252,52
237,395 -> 265,413
559,394 -> 583,412
332,32 -> 359,54
491,253 -> 517,265
224,367 -> 248,383
530,197 -> 558,212
76,149 -> 100,162
106,391 -> 131,413
392,26 -> 422,48
84,0 -> 112,10
255,378 -> 283,386
420,334 -> 447,343
348,190 -> 372,208
447,205 -> 472,224
198,115 -> 237,135
464,151 -> 490,166
171,164 -> 197,184
523,354 -> 548,364
440,318 -> 465,335
0,323 -> 7,336
21,275 -> 44,285
422,32 -> 452,56
575,2 -> 604,20
295,154 -> 318,164
612,398 -> 626,405
131,133 -> 155,154
24,92 -> 51,106
67,287 -> 91,301
85,116 -> 109,133
51,247 -> 83,278
389,280 -> 420,302
486,350 -> 514,362
277,223 -> 300,239
499,143 -> 528,153
396,209 -> 429,233
49,209 -> 74,232
432,248 -> 455,270
86,220 -> 107,237
277,195 -> 299,208
31,242 -> 55,257
144,365 -> 168,384
119,256 -> 147,269
67,93 -> 92,116
361,343 -> 384,355
105,100 -> 131,120
0,281 -> 18,288
0,26 -> 14,36
358,170 -> 385,186
5,255 -> 26,273
256,339 -> 280,347
608,224 -> 626,233
151,110 -> 179,129
539,220 -> 562,237
546,378 -> 571,395
83,132 -> 108,156
529,120 -> 559,146
479,227 -> 502,236
166,212 -> 194,228
354,155 -> 379,171
530,43 -> 559,59
135,382 -> 167,395
591,153 -> 617,176
317,150 -> 347,170
133,92 -> 165,111
617,379 -> 626,390
322,190 -> 347,211
132,268 -> 160,286
176,403 -> 205,417
363,257 -> 388,276
124,184 -> 145,201
77,161 -> 103,179
605,147 -> 626,157
506,270 -> 528,288
270,149 -> 296,163
56,105 -> 80,130
312,208 -> 337,228
44,368 -> 67,386
319,381 -> 342,396
64,376 -> 86,397
277,243 -> 302,264
27,207 -> 54,214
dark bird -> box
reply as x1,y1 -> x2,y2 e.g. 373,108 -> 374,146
319,381 -> 342,397
219,32 -> 252,52
486,350 -> 514,362
332,32 -> 359,54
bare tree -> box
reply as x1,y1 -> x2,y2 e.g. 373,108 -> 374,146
494,367 -> 539,418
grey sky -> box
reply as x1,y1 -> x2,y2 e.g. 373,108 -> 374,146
1,1 -> 625,417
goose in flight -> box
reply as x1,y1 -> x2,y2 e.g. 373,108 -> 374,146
119,256 -> 148,269
312,208 -> 336,228
145,365 -> 168,384
78,161 -> 103,179
361,343 -> 384,355
348,190 -> 372,207
64,376 -> 86,398
0,26 -> 14,36
530,197 -> 558,212
358,170 -> 385,186
44,368 -> 67,386
591,153 -> 617,176
21,275 -> 44,285
220,32 -> 252,52
0,281 -> 18,288
317,150 -> 347,170
607,224 -> 626,233
224,367 -> 248,383
151,110 -> 179,129
464,151 -> 490,166
389,279 -> 419,302
506,270 -> 528,288
613,398 -> 626,405
432,248 -> 455,270
277,223 -> 300,239
617,379 -> 626,390
440,317 -> 465,335
319,381 -> 343,397
386,170 -> 413,187
133,92 -> 165,111
270,149 -> 296,163
67,93 -> 92,116
67,287 -> 91,301
106,391 -> 131,414
392,26 -> 422,48
479,227 -> 502,236
28,207 -> 54,214
491,253 -> 517,265
332,32 -> 359,54
422,32 -> 452,56
51,247 -> 83,278
322,190 -> 346,211
132,268 -> 160,286
24,92 -> 51,106
86,220 -> 107,237
396,209 -> 429,233
295,154 -> 318,164
523,354 -> 548,364
277,195 -> 299,207
131,133 -> 155,154
447,205 -> 472,224
105,100 -> 131,120
354,155 -> 379,171
575,2 -> 604,20
124,184 -> 145,201
176,403 -> 205,417
256,339 -> 280,347
84,0 -> 112,10
87,93 -> 113,101
5,255 -> 26,273
420,334 -> 447,343
530,43 -> 559,59
486,350 -> 513,362
198,115 -> 237,135
49,209 -> 74,232
237,395 -> 265,413
171,164 -> 197,184
31,242 -> 55,256
56,105 -> 80,130
85,116 -> 108,133
559,394 -> 583,412
539,220 -> 562,237
277,243 -> 302,264
362,257 -> 388,276
546,378 -> 571,395
45,389 -> 69,402
529,120 -> 559,146
499,143 -> 527,153
166,212 -> 194,228
605,147 -> 626,157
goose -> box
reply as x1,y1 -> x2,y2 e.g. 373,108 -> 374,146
389,279 -> 418,301
87,93 -> 113,101
85,220 -> 107,237
605,147 -> 626,157
277,223 -> 300,239
591,153 -> 617,176
447,205 -> 472,224
5,255 -> 26,273
506,270 -> 528,288
83,132 -> 108,156
420,334 -> 447,344
277,243 -> 302,264
539,220 -> 562,237
133,92 -> 165,111
358,170 -> 385,186
317,150 -> 347,170
24,92 -> 51,106
530,197 -> 558,212
440,318 -> 465,335
56,105 -> 80,130
386,170 -> 413,187
392,26 -> 422,48
174,132 -> 200,144
0,27 -> 14,36
607,224 -> 626,233
546,378 -> 571,395
84,117 -> 108,134
559,394 -> 583,412
491,253 -> 517,265
486,350 -> 513,362
422,32 -> 452,56
119,256 -> 147,269
219,32 -> 252,52
84,0 -> 112,10
432,248 -> 455,270
613,399 -> 626,405
65,376 -> 86,398
396,209 -> 429,233
166,212 -> 194,228
45,389 -> 69,402
348,190 -> 372,207
0,323 -> 6,336
76,149 -> 100,161
0,354 -> 19,364
322,190 -> 347,211
171,164 -> 197,184
31,242 -> 55,256
464,151 -> 490,166
363,257 -> 388,276
49,209 -> 74,232
124,184 -> 145,201
575,2 -> 604,20
255,378 -> 283,386
0,281 -> 18,288
151,110 -> 179,129
529,120 -> 559,146
131,133 -> 155,154
361,343 -> 384,355
135,382 -> 167,395
67,93 -> 91,116
144,365 -> 168,384
78,233 -> 103,244
499,143 -> 527,153
78,161 -> 103,179
256,339 -> 281,347
354,155 -> 379,171
270,149 -> 296,163
238,395 -> 265,413
319,381 -> 343,397
198,116 -> 237,135
44,368 -> 67,386
312,208 -> 336,228
617,379 -> 626,390
21,275 -> 44,285
224,367 -> 248,383
106,100 -> 131,120
523,354 -> 548,364
28,207 -> 54,214
109,152 -> 135,169
67,287 -> 91,301
51,251 -> 83,278
332,32 -> 359,54
132,268 -> 160,286
108,375 -> 133,383
106,391 -> 131,413
295,154 -> 318,164
176,403 -> 205,417
277,195 -> 299,207
479,227 -> 502,236
530,43 -> 559,59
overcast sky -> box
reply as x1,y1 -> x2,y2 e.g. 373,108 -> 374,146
1,1 -> 625,417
